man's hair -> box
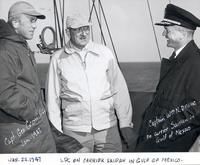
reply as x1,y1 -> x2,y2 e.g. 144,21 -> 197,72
174,25 -> 195,39
7,14 -> 22,29
8,14 -> 21,23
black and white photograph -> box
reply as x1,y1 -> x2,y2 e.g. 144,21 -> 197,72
0,0 -> 200,164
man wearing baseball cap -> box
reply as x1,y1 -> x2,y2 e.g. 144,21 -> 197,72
136,4 -> 200,151
46,13 -> 137,152
0,1 -> 88,153
8,1 -> 46,20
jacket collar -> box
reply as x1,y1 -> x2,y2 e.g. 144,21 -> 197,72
173,40 -> 198,64
157,40 -> 198,89
0,19 -> 27,46
64,40 -> 100,56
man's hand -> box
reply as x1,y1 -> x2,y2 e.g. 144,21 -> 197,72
120,127 -> 138,149
77,146 -> 91,153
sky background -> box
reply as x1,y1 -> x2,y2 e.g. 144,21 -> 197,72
1,0 -> 200,63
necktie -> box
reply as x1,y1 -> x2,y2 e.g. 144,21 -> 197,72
169,52 -> 176,60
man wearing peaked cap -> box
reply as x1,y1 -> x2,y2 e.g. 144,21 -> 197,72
136,4 -> 200,152
46,13 -> 137,152
0,1 -> 55,153
8,1 -> 46,20
155,4 -> 200,30
0,1 -> 89,153
66,13 -> 92,29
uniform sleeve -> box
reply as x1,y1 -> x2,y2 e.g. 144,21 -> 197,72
107,50 -> 133,128
184,60 -> 200,126
46,54 -> 62,132
0,50 -> 37,121
187,60 -> 200,100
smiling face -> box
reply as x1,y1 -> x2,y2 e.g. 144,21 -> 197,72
162,25 -> 185,50
14,14 -> 37,40
69,26 -> 90,50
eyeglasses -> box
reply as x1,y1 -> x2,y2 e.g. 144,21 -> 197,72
70,26 -> 90,34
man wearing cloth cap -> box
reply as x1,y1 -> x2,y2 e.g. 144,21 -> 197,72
0,1 -> 87,153
136,4 -> 200,152
46,13 -> 137,152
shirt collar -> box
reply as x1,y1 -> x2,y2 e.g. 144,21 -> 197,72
174,44 -> 187,58
64,40 -> 99,56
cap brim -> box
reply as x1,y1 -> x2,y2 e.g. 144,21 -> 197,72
70,23 -> 92,29
155,18 -> 182,26
155,22 -> 174,26
25,11 -> 45,19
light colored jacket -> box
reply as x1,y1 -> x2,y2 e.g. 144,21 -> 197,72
46,41 -> 133,132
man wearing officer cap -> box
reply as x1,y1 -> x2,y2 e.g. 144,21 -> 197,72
0,1 -> 89,153
46,13 -> 137,152
136,4 -> 200,152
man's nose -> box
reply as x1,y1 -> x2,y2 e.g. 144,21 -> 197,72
162,29 -> 166,36
32,22 -> 37,29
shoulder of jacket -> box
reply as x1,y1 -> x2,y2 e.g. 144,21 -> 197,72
51,48 -> 65,59
184,52 -> 200,70
89,42 -> 114,59
91,42 -> 111,52
0,39 -> 23,58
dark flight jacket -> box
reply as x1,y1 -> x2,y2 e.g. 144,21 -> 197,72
136,40 -> 200,152
0,20 -> 82,153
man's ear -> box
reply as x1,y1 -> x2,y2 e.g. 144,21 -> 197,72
65,28 -> 70,38
11,19 -> 19,29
